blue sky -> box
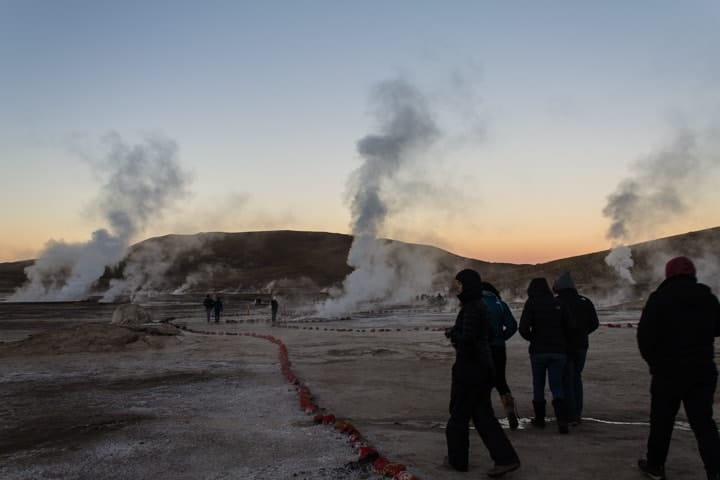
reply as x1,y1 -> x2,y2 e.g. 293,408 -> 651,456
1,0 -> 719,263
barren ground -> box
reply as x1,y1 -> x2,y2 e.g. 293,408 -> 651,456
0,299 -> 717,479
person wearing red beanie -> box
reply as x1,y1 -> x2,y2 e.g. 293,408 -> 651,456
664,255 -> 696,279
637,256 -> 720,480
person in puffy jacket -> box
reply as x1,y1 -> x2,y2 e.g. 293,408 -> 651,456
482,281 -> 519,430
637,256 -> 720,480
553,271 -> 599,425
444,269 -> 520,478
519,277 -> 569,433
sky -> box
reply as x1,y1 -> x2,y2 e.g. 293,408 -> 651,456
1,0 -> 719,265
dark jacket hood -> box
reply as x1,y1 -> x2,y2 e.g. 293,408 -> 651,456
456,269 -> 484,303
527,277 -> 553,298
481,281 -> 501,298
553,271 -> 576,292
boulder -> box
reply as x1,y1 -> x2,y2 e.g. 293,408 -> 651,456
111,303 -> 152,326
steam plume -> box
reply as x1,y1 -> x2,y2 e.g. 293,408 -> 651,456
602,129 -> 718,284
322,79 -> 441,314
10,133 -> 189,301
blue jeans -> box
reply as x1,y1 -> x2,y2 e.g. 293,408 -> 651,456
564,349 -> 588,420
530,353 -> 566,401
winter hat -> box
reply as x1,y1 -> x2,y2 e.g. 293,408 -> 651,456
665,256 -> 696,279
552,271 -> 576,292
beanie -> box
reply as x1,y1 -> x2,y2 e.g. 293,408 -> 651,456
665,256 -> 696,279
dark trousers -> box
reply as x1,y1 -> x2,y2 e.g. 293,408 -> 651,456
446,380 -> 518,469
530,353 -> 566,401
646,374 -> 720,476
491,346 -> 511,395
563,349 -> 587,419
205,308 -> 212,322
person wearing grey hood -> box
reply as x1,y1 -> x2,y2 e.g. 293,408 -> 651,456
553,271 -> 599,426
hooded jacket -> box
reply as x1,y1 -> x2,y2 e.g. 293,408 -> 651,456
447,270 -> 494,384
482,290 -> 518,348
553,272 -> 599,351
637,274 -> 720,378
519,278 -> 566,354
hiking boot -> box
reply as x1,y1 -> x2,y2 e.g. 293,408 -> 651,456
552,399 -> 569,434
487,460 -> 521,478
638,459 -> 666,480
501,394 -> 519,430
531,400 -> 546,428
440,456 -> 468,472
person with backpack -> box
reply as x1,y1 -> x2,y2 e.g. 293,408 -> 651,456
552,272 -> 599,425
482,281 -> 519,429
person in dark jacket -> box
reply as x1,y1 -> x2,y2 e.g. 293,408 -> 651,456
519,277 -> 569,433
271,298 -> 279,322
482,281 -> 520,430
637,256 -> 720,480
203,294 -> 214,323
553,272 -> 599,425
444,269 -> 520,477
213,295 -> 224,323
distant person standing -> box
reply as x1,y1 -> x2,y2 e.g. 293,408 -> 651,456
482,281 -> 520,430
552,272 -> 599,425
444,269 -> 520,477
213,295 -> 224,323
203,294 -> 214,323
271,298 -> 279,322
519,277 -> 569,434
637,256 -> 720,480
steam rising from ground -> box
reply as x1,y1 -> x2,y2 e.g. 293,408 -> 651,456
602,128 -> 720,284
321,79 -> 443,315
103,235 -> 202,302
10,134 -> 189,302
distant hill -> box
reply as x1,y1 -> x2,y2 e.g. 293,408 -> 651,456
2,227 -> 719,303
0,260 -> 33,294
93,230 -> 522,296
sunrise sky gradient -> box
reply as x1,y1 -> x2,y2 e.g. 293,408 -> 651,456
2,1 -> 719,264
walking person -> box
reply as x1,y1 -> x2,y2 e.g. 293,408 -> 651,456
444,269 -> 521,477
203,294 -> 214,323
271,297 -> 279,322
482,281 -> 520,430
519,277 -> 569,434
553,272 -> 599,425
213,295 -> 223,323
637,256 -> 720,480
